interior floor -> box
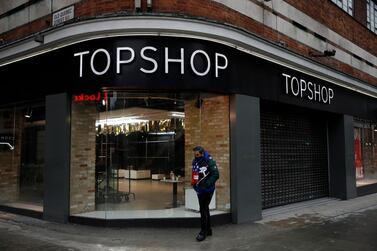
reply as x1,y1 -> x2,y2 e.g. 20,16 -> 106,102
74,206 -> 226,219
356,178 -> 377,187
97,179 -> 185,210
77,178 -> 227,219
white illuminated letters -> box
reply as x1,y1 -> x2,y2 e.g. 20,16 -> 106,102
215,53 -> 228,78
73,51 -> 89,77
140,46 -> 158,74
165,47 -> 185,74
117,47 -> 135,74
190,50 -> 211,76
74,46 -> 228,78
90,49 -> 110,75
282,73 -> 334,104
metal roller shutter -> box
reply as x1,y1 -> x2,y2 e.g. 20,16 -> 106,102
261,102 -> 329,209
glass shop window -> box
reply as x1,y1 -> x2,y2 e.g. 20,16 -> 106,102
354,118 -> 377,187
0,102 -> 45,212
69,91 -> 231,220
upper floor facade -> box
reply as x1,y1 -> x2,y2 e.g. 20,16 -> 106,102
0,0 -> 376,88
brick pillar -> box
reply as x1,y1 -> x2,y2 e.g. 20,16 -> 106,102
354,0 -> 367,26
0,109 -> 23,202
70,102 -> 97,214
185,96 -> 230,211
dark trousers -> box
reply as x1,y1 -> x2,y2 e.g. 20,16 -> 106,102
197,192 -> 214,233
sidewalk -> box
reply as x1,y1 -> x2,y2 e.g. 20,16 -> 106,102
260,193 -> 377,225
1,193 -> 377,250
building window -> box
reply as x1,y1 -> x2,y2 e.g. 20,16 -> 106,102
354,118 -> 377,187
367,0 -> 377,34
0,102 -> 45,212
331,0 -> 353,15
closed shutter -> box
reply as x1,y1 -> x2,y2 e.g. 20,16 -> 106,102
261,103 -> 329,209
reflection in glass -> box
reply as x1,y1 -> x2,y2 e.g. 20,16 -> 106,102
70,91 -> 231,220
0,103 -> 45,212
96,93 -> 186,214
354,118 -> 377,187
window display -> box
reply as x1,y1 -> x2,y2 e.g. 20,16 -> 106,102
354,118 -> 377,187
0,103 -> 45,211
69,91 -> 231,220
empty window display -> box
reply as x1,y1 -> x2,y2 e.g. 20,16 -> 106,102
0,102 -> 45,213
69,91 -> 231,220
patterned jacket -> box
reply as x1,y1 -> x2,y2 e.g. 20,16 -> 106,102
192,151 -> 219,194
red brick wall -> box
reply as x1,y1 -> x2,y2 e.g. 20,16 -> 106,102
184,96 -> 230,211
0,0 -> 376,86
285,0 -> 376,57
70,101 -> 96,214
354,0 -> 368,26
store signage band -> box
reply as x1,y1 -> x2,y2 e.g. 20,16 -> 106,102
282,73 -> 334,104
74,47 -> 228,78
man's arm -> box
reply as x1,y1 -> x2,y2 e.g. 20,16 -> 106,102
205,159 -> 219,186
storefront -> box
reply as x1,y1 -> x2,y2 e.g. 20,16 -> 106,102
1,18 -> 377,225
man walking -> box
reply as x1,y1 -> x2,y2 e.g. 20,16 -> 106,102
191,146 -> 219,241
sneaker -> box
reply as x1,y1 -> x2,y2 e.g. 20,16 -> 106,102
207,229 -> 212,236
196,232 -> 206,242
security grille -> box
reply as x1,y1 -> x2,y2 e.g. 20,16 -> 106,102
261,103 -> 329,209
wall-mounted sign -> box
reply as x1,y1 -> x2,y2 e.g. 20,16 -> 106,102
52,6 -> 74,26
282,73 -> 334,104
73,92 -> 107,102
4,36 -> 377,119
74,47 -> 228,78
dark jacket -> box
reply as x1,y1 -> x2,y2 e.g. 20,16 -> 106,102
192,151 -> 219,194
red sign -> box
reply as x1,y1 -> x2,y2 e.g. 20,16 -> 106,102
73,92 -> 107,102
354,129 -> 364,179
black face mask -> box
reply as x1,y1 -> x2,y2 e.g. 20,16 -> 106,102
195,155 -> 203,160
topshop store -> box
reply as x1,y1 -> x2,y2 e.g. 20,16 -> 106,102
0,18 -> 377,226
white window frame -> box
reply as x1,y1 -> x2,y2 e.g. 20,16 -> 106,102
331,0 -> 353,15
367,0 -> 377,34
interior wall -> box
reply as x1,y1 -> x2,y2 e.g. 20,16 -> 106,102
70,101 -> 96,214
184,95 -> 230,210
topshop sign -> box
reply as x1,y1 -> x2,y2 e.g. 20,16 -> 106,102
282,73 -> 334,104
74,47 -> 228,78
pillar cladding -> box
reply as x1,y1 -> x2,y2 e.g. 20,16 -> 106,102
230,95 -> 261,223
328,114 -> 357,200
0,109 -> 23,203
184,96 -> 230,211
70,101 -> 97,214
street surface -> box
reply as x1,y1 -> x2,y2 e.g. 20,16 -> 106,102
1,194 -> 377,250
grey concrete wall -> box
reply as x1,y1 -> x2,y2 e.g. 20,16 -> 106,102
230,94 -> 262,223
0,0 -> 80,33
328,114 -> 357,200
0,0 -> 28,15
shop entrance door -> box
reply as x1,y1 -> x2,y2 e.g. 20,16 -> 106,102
260,102 -> 329,209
